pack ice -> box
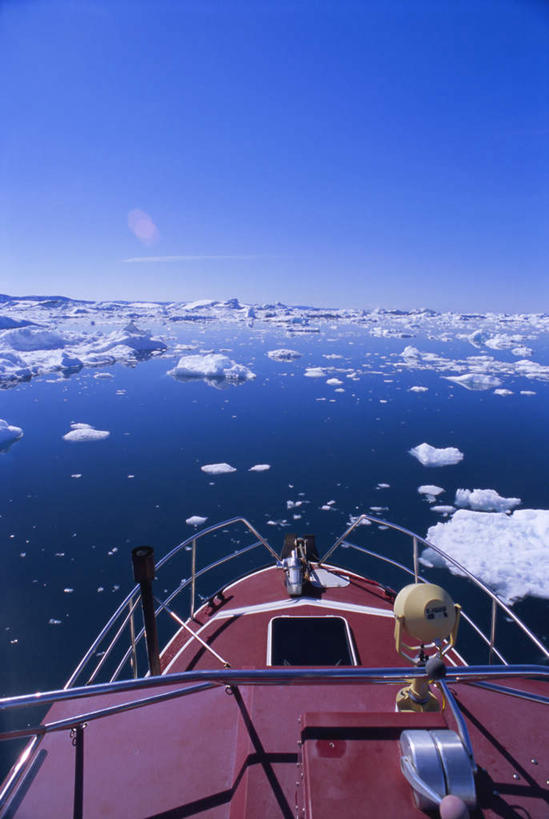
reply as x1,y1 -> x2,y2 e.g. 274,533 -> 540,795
422,509 -> 549,603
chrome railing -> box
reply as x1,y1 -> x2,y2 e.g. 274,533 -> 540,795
64,512 -> 548,691
64,517 -> 279,689
2,664 -> 547,814
320,514 -> 549,664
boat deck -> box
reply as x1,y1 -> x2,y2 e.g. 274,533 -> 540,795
2,565 -> 548,818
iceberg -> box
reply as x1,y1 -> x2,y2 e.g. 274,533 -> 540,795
200,463 -> 237,475
443,373 -> 502,391
168,354 -> 255,384
63,423 -> 110,442
0,418 -> 24,450
455,488 -> 521,513
410,443 -> 464,467
1,327 -> 67,351
266,349 -> 302,361
422,509 -> 549,603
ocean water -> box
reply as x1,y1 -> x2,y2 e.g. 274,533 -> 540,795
1,321 -> 548,768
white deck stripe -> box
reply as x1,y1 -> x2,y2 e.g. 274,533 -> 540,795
210,596 -> 394,620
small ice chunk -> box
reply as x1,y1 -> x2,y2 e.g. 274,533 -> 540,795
320,505 -> 334,511
430,505 -> 455,515
520,390 -> 536,396
410,443 -> 464,467
422,508 -> 549,603
455,488 -> 521,513
0,419 -> 24,449
70,473 -> 82,479
94,372 -> 113,379
444,373 -> 502,391
287,500 -> 302,509
326,378 -> 343,386
304,367 -> 325,378
249,464 -> 271,472
267,349 -> 302,361
409,386 -> 428,393
186,515 -> 208,526
494,389 -> 513,396
63,423 -> 110,442
49,618 -> 62,625
376,483 -> 390,489
200,463 -> 237,475
418,485 -> 445,497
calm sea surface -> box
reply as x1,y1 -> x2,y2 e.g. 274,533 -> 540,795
1,322 -> 548,768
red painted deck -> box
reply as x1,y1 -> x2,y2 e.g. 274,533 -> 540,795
2,564 -> 548,818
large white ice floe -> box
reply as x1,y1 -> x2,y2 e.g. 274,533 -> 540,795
421,508 -> 549,603
249,464 -> 271,472
443,373 -> 502,391
266,349 -> 302,361
454,488 -> 521,513
200,463 -> 237,475
62,423 -> 110,442
0,418 -> 24,450
168,354 -> 255,385
409,443 -> 464,467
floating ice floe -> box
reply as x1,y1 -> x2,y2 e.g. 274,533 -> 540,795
417,485 -> 445,503
494,389 -> 513,396
266,349 -> 302,361
304,367 -> 326,378
249,464 -> 271,472
0,418 -> 24,450
443,373 -> 502,391
63,423 -> 110,442
376,483 -> 390,489
186,515 -> 208,526
326,378 -> 343,386
200,463 -> 237,475
409,443 -> 464,467
168,354 -> 255,385
430,506 -> 455,515
455,488 -> 521,513
409,386 -> 428,392
421,508 -> 549,603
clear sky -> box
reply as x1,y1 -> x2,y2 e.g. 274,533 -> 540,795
1,0 -> 547,312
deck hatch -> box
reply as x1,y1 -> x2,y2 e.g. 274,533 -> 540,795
268,616 -> 356,666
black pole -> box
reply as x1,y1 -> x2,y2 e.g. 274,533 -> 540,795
132,546 -> 161,677
72,724 -> 84,819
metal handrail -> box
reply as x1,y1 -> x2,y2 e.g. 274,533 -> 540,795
2,665 -> 548,717
66,512 -> 548,691
344,542 -> 508,665
321,514 -> 549,662
65,518 -> 278,688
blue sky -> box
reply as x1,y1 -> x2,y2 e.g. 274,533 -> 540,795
1,0 -> 547,311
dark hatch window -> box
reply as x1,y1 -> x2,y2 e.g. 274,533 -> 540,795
269,616 -> 355,666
